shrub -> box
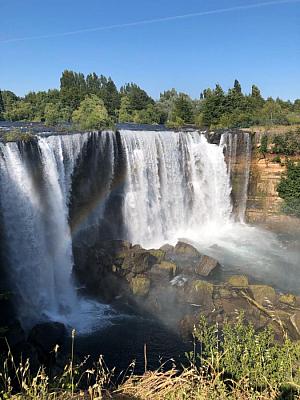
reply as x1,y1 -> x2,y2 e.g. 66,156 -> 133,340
2,129 -> 34,143
277,160 -> 300,217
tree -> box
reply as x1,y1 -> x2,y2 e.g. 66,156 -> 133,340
44,103 -> 64,125
277,161 -> 300,217
120,83 -> 153,111
133,104 -> 161,124
170,93 -> 194,124
72,94 -> 111,130
5,101 -> 34,121
0,91 -> 4,119
201,84 -> 226,127
118,96 -> 133,122
60,70 -> 86,111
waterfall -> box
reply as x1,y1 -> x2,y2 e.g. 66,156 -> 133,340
120,130 -> 232,248
0,128 -> 255,329
0,133 -> 91,329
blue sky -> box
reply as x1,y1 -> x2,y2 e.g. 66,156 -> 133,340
1,0 -> 299,100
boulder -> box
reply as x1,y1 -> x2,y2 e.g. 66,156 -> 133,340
129,275 -> 150,297
195,255 -> 219,277
279,293 -> 296,305
174,241 -> 201,257
228,275 -> 249,288
185,280 -> 214,307
28,322 -> 67,357
250,285 -> 276,306
121,251 -> 158,274
156,261 -> 177,276
160,243 -> 174,253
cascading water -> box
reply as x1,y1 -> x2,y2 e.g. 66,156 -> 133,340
0,133 -> 111,331
1,127 -> 299,331
120,130 -> 232,248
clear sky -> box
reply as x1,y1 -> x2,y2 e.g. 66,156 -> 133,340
1,0 -> 300,100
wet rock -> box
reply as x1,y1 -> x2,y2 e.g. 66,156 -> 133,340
160,243 -> 174,253
129,275 -> 150,297
174,241 -> 201,257
195,255 -> 220,277
279,293 -> 296,305
250,285 -> 276,306
155,261 -> 177,277
185,280 -> 214,308
122,251 -> 159,274
228,275 -> 249,288
218,287 -> 232,299
28,322 -> 67,362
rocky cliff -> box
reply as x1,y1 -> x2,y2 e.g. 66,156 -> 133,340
245,132 -> 300,233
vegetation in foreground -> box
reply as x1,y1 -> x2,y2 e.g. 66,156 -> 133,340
2,315 -> 300,399
1,70 -> 300,130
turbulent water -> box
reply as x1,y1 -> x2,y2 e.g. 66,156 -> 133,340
0,129 -> 299,330
0,133 -> 112,331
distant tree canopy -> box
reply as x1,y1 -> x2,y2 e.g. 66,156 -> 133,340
1,73 -> 300,130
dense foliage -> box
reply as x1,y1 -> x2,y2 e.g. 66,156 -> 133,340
1,72 -> 300,129
278,160 -> 300,217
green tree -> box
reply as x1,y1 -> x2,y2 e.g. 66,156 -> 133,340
277,161 -> 300,217
170,93 -> 194,124
60,70 -> 86,111
0,90 -> 4,120
72,94 -> 111,130
118,96 -> 133,122
133,104 -> 161,124
120,83 -> 154,111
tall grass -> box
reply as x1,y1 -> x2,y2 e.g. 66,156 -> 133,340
1,315 -> 300,399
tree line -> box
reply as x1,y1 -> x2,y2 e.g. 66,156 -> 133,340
0,71 -> 300,130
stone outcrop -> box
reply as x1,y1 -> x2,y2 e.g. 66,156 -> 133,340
73,238 -> 300,341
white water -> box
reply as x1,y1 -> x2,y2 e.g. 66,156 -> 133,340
0,134 -> 113,332
121,130 -> 232,248
1,129 -> 299,331
120,129 -> 300,292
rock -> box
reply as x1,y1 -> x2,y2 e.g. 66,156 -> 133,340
195,255 -> 219,277
228,275 -> 249,288
129,275 -> 150,297
156,261 -> 177,276
279,293 -> 296,305
250,285 -> 276,306
122,251 -> 158,274
4,320 -> 26,348
28,322 -> 67,358
217,287 -> 232,299
185,280 -> 214,307
160,243 -> 174,252
147,249 -> 165,262
174,241 -> 201,257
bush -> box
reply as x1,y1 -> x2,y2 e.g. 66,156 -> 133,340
277,160 -> 300,217
260,134 -> 268,154
2,129 -> 34,143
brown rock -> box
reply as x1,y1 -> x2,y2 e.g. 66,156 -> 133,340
279,293 -> 296,305
250,285 -> 276,306
151,261 -> 177,278
195,255 -> 219,277
228,275 -> 249,288
129,275 -> 150,297
160,243 -> 174,252
185,280 -> 214,308
174,241 -> 201,257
